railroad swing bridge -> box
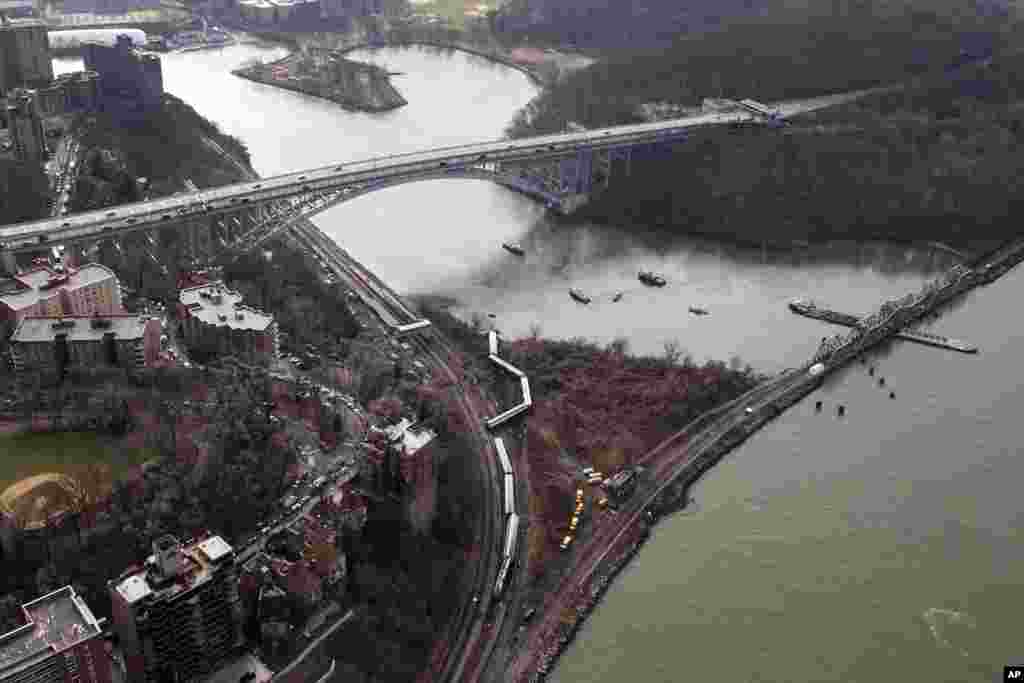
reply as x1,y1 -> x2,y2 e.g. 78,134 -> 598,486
0,99 -> 787,274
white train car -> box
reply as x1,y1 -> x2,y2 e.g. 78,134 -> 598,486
504,513 -> 520,559
738,98 -> 778,117
495,437 -> 513,477
490,355 -> 526,379
493,555 -> 513,599
395,319 -> 432,335
504,474 -> 515,516
485,401 -> 531,430
520,377 -> 532,406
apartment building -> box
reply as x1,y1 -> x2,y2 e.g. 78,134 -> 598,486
0,586 -> 109,683
382,418 -> 437,490
0,263 -> 124,335
177,282 -> 278,365
4,88 -> 46,163
9,314 -> 160,373
0,21 -> 53,95
34,70 -> 101,117
82,34 -> 163,112
109,534 -> 244,683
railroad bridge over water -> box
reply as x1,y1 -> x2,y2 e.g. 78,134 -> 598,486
0,98 -> 794,274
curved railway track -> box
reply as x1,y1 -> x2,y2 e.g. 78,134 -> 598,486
286,221 -> 506,683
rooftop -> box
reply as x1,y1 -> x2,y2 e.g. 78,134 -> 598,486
179,281 -> 274,332
112,535 -> 235,607
12,314 -> 150,344
0,586 -> 101,678
384,418 -> 436,456
0,263 -> 118,313
0,19 -> 46,32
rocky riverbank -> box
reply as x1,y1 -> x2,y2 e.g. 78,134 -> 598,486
526,522 -> 650,682
232,51 -> 407,112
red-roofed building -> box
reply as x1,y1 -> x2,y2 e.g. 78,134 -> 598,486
0,263 -> 124,338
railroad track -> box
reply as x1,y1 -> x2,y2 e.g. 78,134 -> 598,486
284,221 -> 505,683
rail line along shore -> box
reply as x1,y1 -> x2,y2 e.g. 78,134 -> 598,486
518,232 -> 1024,682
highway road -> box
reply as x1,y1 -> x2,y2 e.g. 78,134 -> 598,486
47,135 -> 80,219
0,88 -> 897,252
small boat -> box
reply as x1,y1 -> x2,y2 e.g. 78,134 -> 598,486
638,271 -> 667,287
569,289 -> 592,304
502,242 -> 525,256
612,292 -> 623,302
689,306 -> 709,316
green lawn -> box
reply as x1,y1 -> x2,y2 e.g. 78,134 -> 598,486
409,0 -> 494,30
0,432 -> 156,495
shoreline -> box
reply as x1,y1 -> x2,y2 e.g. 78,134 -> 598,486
522,368 -> 821,681
231,64 -> 407,112
337,39 -> 550,88
518,236 -> 1024,681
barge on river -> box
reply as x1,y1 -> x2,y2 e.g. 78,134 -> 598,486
789,299 -> 977,353
569,289 -> 592,304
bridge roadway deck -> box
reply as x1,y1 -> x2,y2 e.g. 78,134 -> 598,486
790,306 -> 978,353
0,110 -> 768,250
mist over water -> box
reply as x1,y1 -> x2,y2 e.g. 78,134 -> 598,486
437,223 -> 961,369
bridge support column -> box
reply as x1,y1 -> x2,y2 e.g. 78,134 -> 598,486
0,251 -> 16,277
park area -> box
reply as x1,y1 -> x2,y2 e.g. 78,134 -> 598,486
0,431 -> 155,506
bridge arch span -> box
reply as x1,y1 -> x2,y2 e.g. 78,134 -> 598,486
295,166 -> 567,221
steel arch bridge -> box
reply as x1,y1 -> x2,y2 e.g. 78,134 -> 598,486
0,98 -> 794,272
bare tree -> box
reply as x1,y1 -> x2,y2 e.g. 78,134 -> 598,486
662,339 -> 682,365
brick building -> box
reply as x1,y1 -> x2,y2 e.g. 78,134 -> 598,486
0,263 -> 124,335
9,314 -> 160,373
34,70 -> 101,117
3,88 -> 45,163
177,281 -> 278,365
0,21 -> 53,96
109,534 -> 244,683
0,586 -> 110,683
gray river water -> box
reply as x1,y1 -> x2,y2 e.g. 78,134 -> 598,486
55,40 -> 1023,682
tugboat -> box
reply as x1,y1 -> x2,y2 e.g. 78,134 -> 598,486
612,292 -> 624,302
688,306 -> 709,316
788,298 -> 817,315
569,289 -> 592,304
638,271 -> 667,287
502,242 -> 525,256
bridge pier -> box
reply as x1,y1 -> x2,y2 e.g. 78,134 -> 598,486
1,251 -> 15,277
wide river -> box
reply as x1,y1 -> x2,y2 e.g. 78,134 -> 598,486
56,41 -> 1022,682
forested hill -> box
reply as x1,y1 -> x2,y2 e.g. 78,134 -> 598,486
491,0 -> 1011,53
505,0 -> 1015,135
501,0 -> 1024,255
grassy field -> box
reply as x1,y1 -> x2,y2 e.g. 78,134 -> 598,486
409,0 -> 495,30
0,432 -> 156,496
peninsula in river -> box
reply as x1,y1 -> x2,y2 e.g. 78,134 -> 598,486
232,49 -> 407,112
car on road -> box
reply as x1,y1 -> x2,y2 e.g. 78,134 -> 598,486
744,407 -> 754,415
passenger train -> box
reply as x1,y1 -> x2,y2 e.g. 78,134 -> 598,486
493,437 -> 519,599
